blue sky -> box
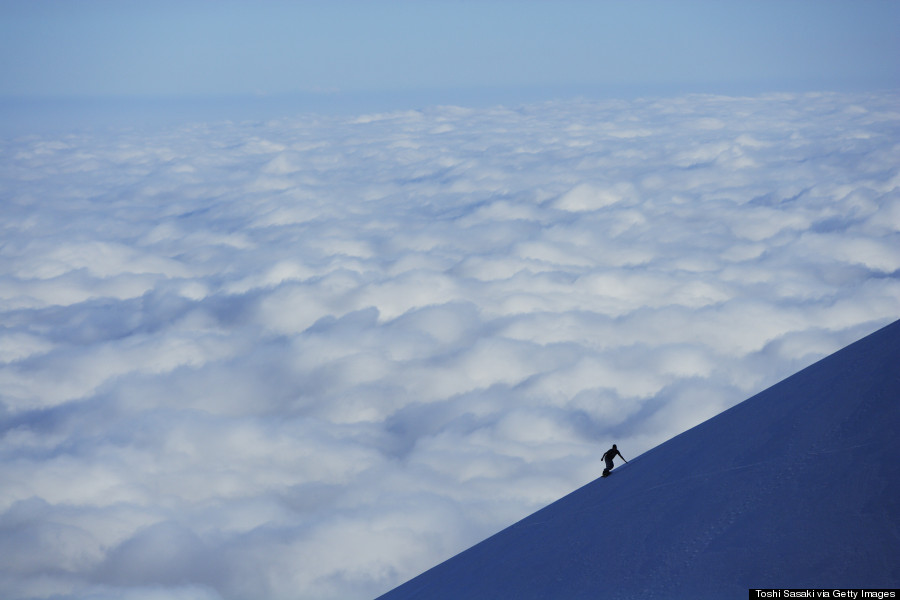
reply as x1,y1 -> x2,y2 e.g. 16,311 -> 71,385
1,0 -> 898,99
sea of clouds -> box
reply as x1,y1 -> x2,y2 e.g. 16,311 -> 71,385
1,91 -> 898,600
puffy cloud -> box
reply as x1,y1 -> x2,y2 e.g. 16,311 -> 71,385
1,91 -> 898,599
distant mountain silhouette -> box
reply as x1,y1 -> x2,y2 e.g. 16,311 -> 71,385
376,319 -> 900,599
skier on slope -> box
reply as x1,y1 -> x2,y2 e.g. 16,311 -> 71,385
602,444 -> 627,477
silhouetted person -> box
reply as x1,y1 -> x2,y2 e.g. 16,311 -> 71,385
602,444 -> 626,477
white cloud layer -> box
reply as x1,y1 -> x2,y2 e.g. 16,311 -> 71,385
1,91 -> 898,600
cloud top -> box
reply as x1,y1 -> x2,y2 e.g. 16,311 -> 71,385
1,91 -> 899,599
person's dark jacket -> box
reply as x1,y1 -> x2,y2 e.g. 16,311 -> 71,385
602,447 -> 625,463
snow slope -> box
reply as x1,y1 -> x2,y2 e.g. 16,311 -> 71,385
375,319 -> 900,599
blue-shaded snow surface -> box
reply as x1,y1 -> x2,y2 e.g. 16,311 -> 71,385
376,319 -> 900,599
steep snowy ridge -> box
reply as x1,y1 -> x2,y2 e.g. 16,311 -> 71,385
376,319 -> 900,599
